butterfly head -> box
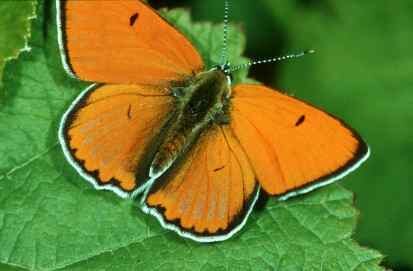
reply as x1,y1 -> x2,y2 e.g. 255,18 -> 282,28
213,61 -> 233,93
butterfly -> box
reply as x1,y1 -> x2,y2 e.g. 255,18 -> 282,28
57,0 -> 369,242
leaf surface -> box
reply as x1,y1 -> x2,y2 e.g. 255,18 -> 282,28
0,0 -> 36,87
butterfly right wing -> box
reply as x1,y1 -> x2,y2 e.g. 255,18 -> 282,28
59,84 -> 174,198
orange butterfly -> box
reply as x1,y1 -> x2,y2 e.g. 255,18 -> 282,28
57,0 -> 369,242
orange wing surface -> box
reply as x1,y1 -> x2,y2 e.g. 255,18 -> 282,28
143,125 -> 260,241
230,84 -> 369,198
59,84 -> 173,197
57,0 -> 204,85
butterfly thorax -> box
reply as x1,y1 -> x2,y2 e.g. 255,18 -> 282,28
149,69 -> 231,178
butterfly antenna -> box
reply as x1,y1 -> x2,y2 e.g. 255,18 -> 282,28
230,50 -> 315,73
221,0 -> 230,66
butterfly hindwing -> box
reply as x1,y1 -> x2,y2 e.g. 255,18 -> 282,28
57,0 -> 204,85
230,84 -> 369,198
59,84 -> 174,197
142,125 -> 260,242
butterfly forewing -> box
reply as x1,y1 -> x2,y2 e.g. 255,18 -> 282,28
58,0 -> 204,85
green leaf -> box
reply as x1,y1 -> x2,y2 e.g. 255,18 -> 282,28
263,1 -> 413,268
0,0 -> 36,88
0,1 -> 382,270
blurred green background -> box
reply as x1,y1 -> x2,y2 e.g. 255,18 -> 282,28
0,0 -> 411,269
150,0 -> 412,270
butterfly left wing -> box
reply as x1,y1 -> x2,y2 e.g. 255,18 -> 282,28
142,125 -> 260,242
57,0 -> 204,85
59,84 -> 174,197
230,84 -> 369,199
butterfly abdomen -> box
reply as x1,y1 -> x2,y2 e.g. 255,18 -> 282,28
149,69 -> 231,179
150,132 -> 187,177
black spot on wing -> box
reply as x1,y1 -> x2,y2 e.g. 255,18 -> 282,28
127,104 -> 132,119
295,115 -> 306,126
213,166 -> 226,172
130,13 -> 139,26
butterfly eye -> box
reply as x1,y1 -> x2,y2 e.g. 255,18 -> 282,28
214,63 -> 233,85
222,62 -> 231,71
